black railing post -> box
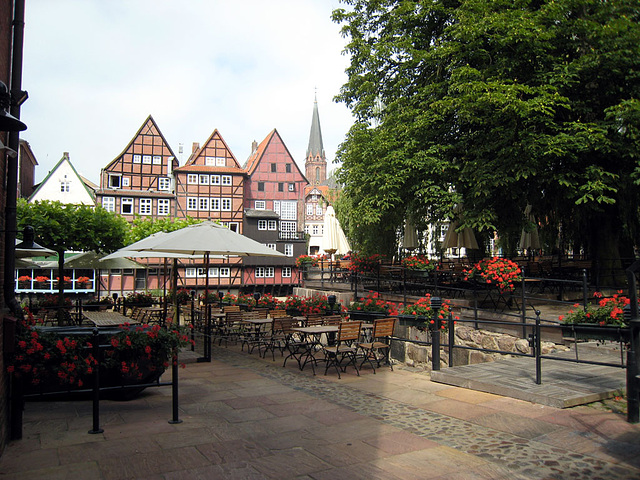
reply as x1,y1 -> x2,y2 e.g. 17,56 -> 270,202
521,270 -> 527,338
403,268 -> 407,305
473,288 -> 478,329
582,269 -> 589,309
88,328 -> 103,434
535,310 -> 542,385
354,271 -> 359,300
168,349 -> 182,424
431,297 -> 441,371
448,313 -> 454,367
625,264 -> 639,423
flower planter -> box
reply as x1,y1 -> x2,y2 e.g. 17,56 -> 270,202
347,311 -> 389,322
397,314 -> 431,327
561,324 -> 630,342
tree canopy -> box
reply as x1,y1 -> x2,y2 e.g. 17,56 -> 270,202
332,0 -> 640,279
17,199 -> 130,254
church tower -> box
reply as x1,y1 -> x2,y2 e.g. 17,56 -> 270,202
305,96 -> 327,185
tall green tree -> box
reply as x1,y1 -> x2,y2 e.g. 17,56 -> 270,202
17,199 -> 130,322
125,216 -> 201,244
333,0 -> 640,283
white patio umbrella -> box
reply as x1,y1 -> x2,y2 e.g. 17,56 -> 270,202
106,221 -> 285,320
320,206 -> 351,257
519,204 -> 541,251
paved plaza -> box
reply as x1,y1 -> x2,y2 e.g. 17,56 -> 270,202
0,343 -> 639,479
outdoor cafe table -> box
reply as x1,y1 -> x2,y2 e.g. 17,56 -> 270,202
291,325 -> 340,372
240,318 -> 273,353
82,311 -> 140,327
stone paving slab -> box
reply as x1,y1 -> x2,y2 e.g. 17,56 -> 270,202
430,346 -> 627,408
0,343 -> 639,479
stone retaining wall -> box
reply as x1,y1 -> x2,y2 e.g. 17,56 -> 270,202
392,324 -> 569,371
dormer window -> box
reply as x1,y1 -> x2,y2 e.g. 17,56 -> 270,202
108,174 -> 121,189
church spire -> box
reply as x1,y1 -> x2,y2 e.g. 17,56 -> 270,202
306,95 -> 325,159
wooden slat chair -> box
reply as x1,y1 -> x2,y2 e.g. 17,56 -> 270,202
322,321 -> 362,379
216,311 -> 244,347
357,317 -> 396,373
281,317 -> 316,370
269,309 -> 288,319
305,316 -> 324,327
240,310 -> 268,353
259,316 -> 294,361
322,314 -> 342,326
223,305 -> 241,313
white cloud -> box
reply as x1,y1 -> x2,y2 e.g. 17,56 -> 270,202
21,0 -> 353,182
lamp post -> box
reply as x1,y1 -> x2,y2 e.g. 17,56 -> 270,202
430,296 -> 442,371
217,290 -> 224,309
253,292 -> 261,310
328,294 -> 336,315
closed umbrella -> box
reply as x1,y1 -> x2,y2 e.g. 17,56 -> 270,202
441,204 -> 479,251
403,219 -> 419,251
519,204 -> 541,251
320,206 -> 351,257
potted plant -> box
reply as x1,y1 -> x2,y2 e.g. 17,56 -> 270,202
401,255 -> 438,274
284,295 -> 305,316
125,292 -> 155,308
347,253 -> 385,275
83,296 -> 113,311
6,313 -> 192,399
398,294 -> 456,330
348,291 -> 399,321
560,291 -> 631,341
464,257 -> 522,292
75,276 -> 91,289
34,275 -> 50,290
17,275 -> 32,289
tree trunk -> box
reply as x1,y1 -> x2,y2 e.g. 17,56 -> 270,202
589,213 -> 625,289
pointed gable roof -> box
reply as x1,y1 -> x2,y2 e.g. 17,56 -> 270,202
244,128 -> 307,181
174,129 -> 244,174
103,115 -> 179,171
306,97 -> 325,159
29,152 -> 96,204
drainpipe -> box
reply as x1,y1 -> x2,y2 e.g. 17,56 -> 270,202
4,0 -> 26,315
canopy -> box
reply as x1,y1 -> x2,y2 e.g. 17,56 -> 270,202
15,238 -> 55,258
320,206 -> 350,256
65,251 -> 145,270
111,221 -> 285,257
519,204 -> 541,250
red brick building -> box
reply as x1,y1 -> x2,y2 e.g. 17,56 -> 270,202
243,129 -> 308,238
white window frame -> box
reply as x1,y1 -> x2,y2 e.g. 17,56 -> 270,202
281,221 -> 297,234
158,199 -> 170,216
121,197 -> 134,214
312,224 -> 319,235
199,197 -> 210,211
153,155 -> 162,165
266,243 -> 277,250
282,267 -> 292,278
256,267 -> 274,278
185,268 -> 197,278
280,201 -> 297,220
258,220 -> 267,230
210,198 -> 220,211
221,175 -> 232,186
288,183 -> 295,192
187,174 -> 198,185
133,154 -> 141,164
268,220 -> 277,231
216,157 -> 226,166
139,198 -> 152,215
255,200 -> 266,210
122,177 -> 130,187
143,155 -> 152,164
205,156 -> 215,166
187,197 -> 198,210
108,174 -> 122,189
284,244 -> 293,257
199,174 -> 210,185
102,196 -> 115,212
158,177 -> 171,191
221,198 -> 231,211
306,204 -> 313,216
316,205 -> 323,216
211,175 -> 220,185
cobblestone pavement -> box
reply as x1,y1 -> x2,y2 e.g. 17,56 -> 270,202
0,344 -> 639,479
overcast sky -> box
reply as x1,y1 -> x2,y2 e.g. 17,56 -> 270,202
20,0 -> 354,184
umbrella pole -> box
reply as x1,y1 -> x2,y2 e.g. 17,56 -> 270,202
172,258 -> 179,325
163,258 -> 168,321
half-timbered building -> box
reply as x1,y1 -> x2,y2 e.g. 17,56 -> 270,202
95,115 -> 179,221
173,130 -> 245,233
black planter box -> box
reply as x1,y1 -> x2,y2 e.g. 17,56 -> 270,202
560,324 -> 630,342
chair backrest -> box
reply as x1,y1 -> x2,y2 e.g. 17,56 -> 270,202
373,317 -> 396,339
252,307 -> 270,316
226,311 -> 244,321
242,310 -> 263,320
323,314 -> 342,326
338,321 -> 362,343
275,317 -> 299,335
306,316 -> 324,327
269,309 -> 288,318
223,305 -> 241,313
